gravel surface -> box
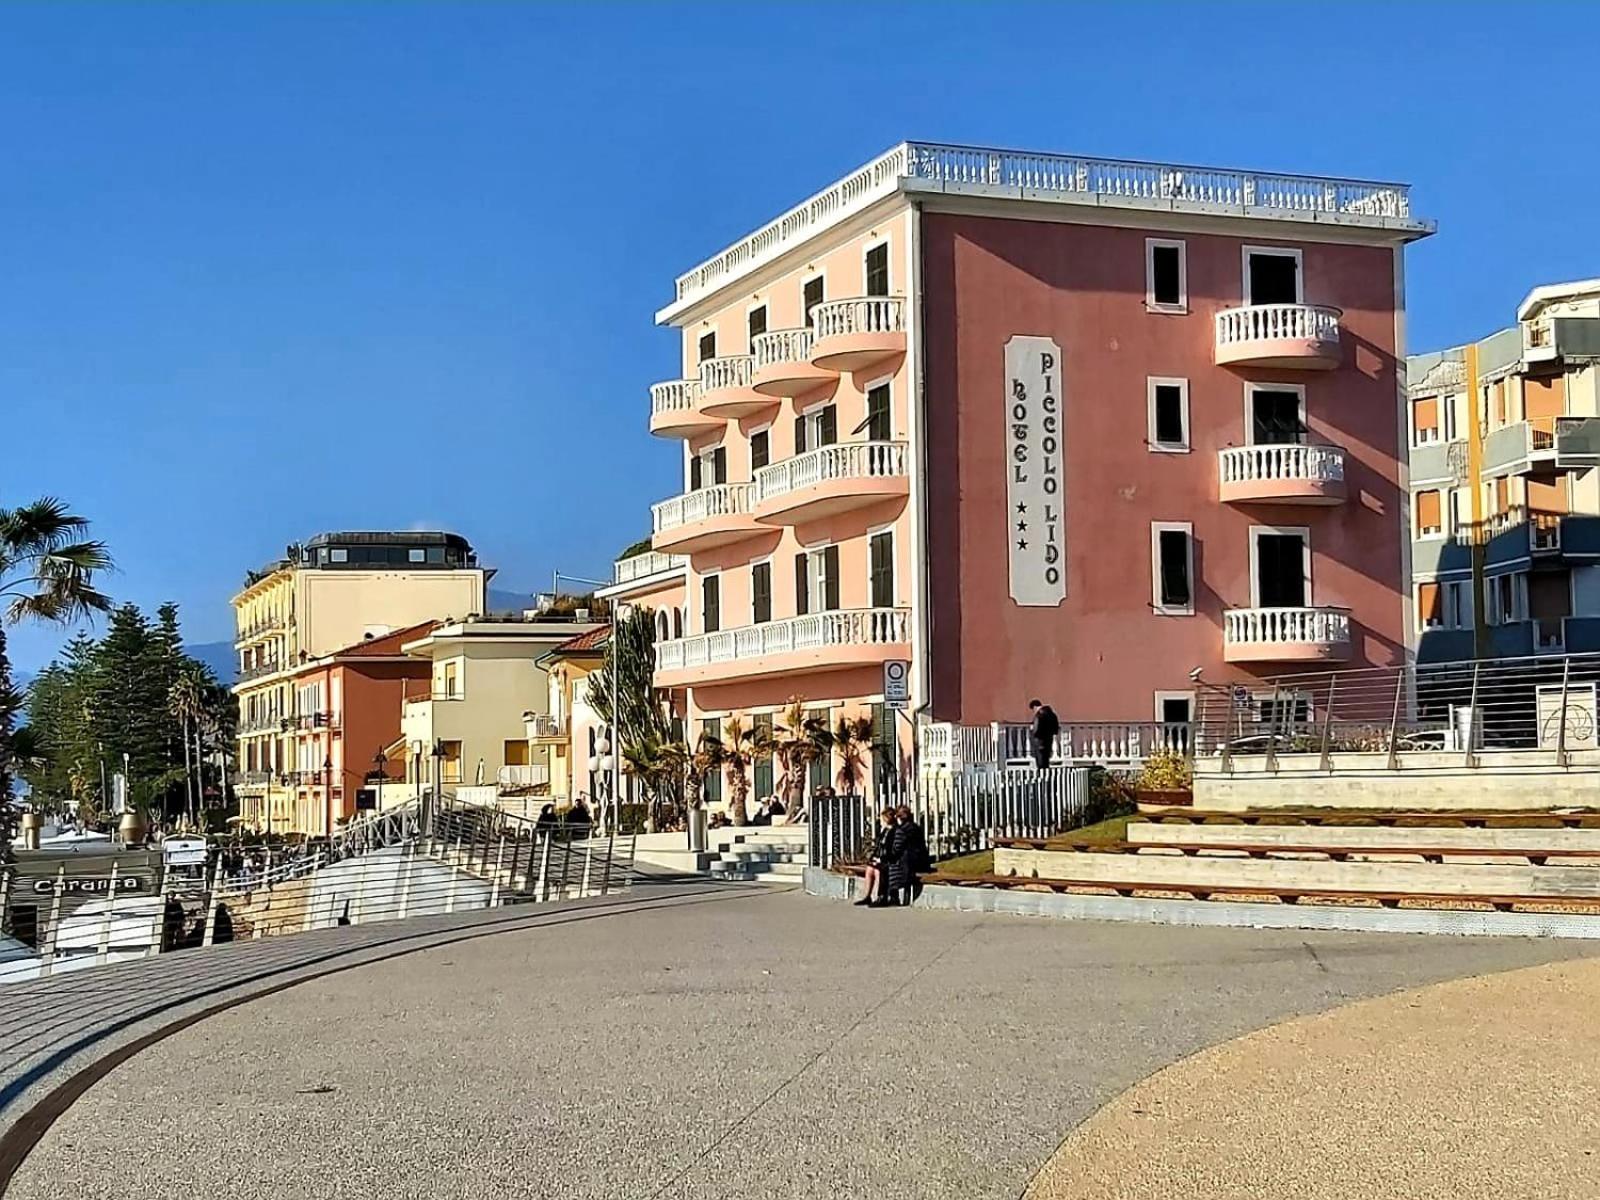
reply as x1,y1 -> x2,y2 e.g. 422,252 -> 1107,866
1025,957 -> 1600,1200
7,888 -> 1594,1200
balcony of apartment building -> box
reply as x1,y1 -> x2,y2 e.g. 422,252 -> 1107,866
612,549 -> 687,587
236,658 -> 284,684
651,482 -> 762,554
697,355 -> 776,420
234,614 -> 289,647
649,378 -> 721,439
809,297 -> 906,373
751,327 -> 837,397
654,607 -> 910,687
1481,414 -> 1600,478
753,440 -> 909,525
1223,527 -> 1351,663
1523,313 -> 1600,365
1214,249 -> 1340,371
525,712 -> 569,745
1218,443 -> 1346,506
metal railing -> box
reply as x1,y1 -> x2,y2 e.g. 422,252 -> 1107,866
755,441 -> 908,504
809,765 -> 1090,866
1196,650 -> 1600,769
237,661 -> 284,683
525,713 -> 568,740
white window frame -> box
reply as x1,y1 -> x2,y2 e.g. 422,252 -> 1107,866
1248,525 -> 1312,609
329,548 -> 348,563
797,537 -> 835,614
1146,376 -> 1190,453
1150,521 -> 1195,617
1153,691 -> 1196,724
861,238 -> 891,296
1145,238 -> 1188,314
1414,488 -> 1445,540
867,523 -> 896,609
1243,381 -> 1308,445
1241,245 -> 1304,305
1487,572 -> 1528,626
1411,395 -> 1442,446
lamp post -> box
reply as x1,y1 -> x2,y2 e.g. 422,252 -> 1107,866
322,755 -> 333,838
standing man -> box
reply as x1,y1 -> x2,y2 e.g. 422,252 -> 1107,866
1028,699 -> 1059,770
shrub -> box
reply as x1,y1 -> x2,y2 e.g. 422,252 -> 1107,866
1135,749 -> 1192,792
1081,767 -> 1136,826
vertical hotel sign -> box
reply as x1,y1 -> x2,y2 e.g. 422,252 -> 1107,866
1004,336 -> 1065,606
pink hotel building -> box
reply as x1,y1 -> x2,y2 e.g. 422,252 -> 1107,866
646,142 -> 1433,769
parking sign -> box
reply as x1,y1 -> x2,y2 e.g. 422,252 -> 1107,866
883,659 -> 911,709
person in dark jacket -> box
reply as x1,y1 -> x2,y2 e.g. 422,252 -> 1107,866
896,804 -> 931,905
1028,699 -> 1060,770
853,809 -> 898,908
881,812 -> 913,906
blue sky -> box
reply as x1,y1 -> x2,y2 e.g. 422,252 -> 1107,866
3,2 -> 1597,670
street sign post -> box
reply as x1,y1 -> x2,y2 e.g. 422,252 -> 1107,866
883,659 -> 910,710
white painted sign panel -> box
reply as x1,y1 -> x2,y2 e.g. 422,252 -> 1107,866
1004,336 -> 1066,606
882,659 -> 910,710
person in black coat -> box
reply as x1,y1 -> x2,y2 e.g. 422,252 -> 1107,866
1028,699 -> 1060,770
882,808 -> 916,906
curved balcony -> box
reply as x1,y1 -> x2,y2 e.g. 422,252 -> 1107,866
1214,304 -> 1341,370
649,379 -> 721,439
754,441 -> 909,526
1218,444 -> 1346,506
810,296 -> 906,373
698,355 -> 775,420
655,607 -> 910,688
751,328 -> 838,398
651,483 -> 763,554
1224,606 -> 1352,664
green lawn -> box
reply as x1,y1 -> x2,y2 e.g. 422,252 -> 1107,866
934,812 -> 1135,876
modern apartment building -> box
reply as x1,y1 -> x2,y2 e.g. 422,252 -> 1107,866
646,141 -> 1431,770
1407,279 -> 1600,662
397,615 -> 602,797
281,622 -> 435,837
233,530 -> 487,831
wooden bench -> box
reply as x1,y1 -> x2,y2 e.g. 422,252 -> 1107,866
993,835 -> 1600,866
1140,807 -> 1600,829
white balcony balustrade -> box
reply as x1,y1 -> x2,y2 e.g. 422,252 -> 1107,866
809,297 -> 907,372
650,483 -> 761,553
753,441 -> 909,522
613,550 -> 687,586
655,608 -> 910,682
751,327 -> 835,397
1224,607 -> 1352,663
1218,444 -> 1346,505
649,378 -> 718,438
697,354 -> 772,418
1214,304 -> 1341,370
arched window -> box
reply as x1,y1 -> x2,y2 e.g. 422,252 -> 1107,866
673,607 -> 683,639
657,611 -> 670,642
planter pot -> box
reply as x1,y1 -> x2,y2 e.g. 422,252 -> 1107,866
118,811 -> 149,846
18,811 -> 42,851
687,808 -> 708,853
1136,787 -> 1193,810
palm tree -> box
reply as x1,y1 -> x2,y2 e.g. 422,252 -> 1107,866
169,668 -> 207,826
623,733 -> 687,832
775,699 -> 833,819
832,716 -> 875,798
686,730 -> 723,817
0,499 -> 112,861
719,716 -> 772,827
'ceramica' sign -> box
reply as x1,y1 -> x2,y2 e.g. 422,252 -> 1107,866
1004,335 -> 1066,606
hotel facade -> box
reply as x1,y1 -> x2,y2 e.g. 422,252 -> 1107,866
645,142 -> 1432,771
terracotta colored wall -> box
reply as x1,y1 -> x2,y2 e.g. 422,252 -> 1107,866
922,212 -> 1406,725
337,659 -> 430,821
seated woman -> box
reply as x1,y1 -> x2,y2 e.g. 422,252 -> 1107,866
853,809 -> 899,908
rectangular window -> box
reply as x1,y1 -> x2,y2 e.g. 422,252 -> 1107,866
1151,523 -> 1194,615
698,331 -> 716,363
865,243 -> 890,297
409,547 -> 426,563
750,429 -> 770,471
443,661 -> 459,698
1147,377 -> 1189,451
802,276 -> 825,328
1418,581 -> 1443,629
1250,386 -> 1306,445
330,548 -> 348,563
796,403 -> 836,454
1416,490 -> 1443,538
869,530 -> 895,608
711,446 -> 727,485
797,545 -> 840,614
794,552 -> 809,616
1245,248 -> 1302,305
1252,529 -> 1309,609
504,740 -> 529,767
700,718 -> 721,804
440,741 -> 462,784
751,561 -> 772,624
702,575 -> 721,633
747,305 -> 767,347
866,384 -> 892,441
1413,395 -> 1441,445
1146,239 -> 1186,311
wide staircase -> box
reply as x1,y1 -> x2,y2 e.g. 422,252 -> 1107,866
707,828 -> 810,883
984,808 -> 1600,921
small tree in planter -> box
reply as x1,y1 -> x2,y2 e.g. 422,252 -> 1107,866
1134,749 -> 1193,808
832,716 -> 874,798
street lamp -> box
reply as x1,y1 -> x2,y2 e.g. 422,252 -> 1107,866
323,755 -> 333,837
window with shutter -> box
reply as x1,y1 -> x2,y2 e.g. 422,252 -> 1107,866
689,454 -> 702,491
865,244 -> 889,297
869,531 -> 894,608
818,405 -> 837,447
823,544 -> 840,611
700,718 -> 721,803
753,713 -> 774,799
1416,490 -> 1443,537
747,305 -> 767,347
866,385 -> 891,441
803,276 -> 824,327
794,415 -> 808,454
698,331 -> 716,363
750,430 -> 769,471
1418,582 -> 1443,629
702,575 -> 720,633
711,447 -> 727,485
752,562 -> 772,624
794,553 -> 809,615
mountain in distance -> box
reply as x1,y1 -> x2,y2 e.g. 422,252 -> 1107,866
488,586 -> 534,614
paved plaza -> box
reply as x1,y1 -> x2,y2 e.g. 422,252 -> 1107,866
4,881 -> 1595,1198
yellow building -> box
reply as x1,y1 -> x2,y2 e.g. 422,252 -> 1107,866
232,531 -> 487,833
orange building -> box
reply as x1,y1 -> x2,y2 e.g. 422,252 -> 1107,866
282,622 -> 435,837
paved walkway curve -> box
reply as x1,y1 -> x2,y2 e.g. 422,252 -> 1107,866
1025,956 -> 1600,1200
4,888 -> 1594,1199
